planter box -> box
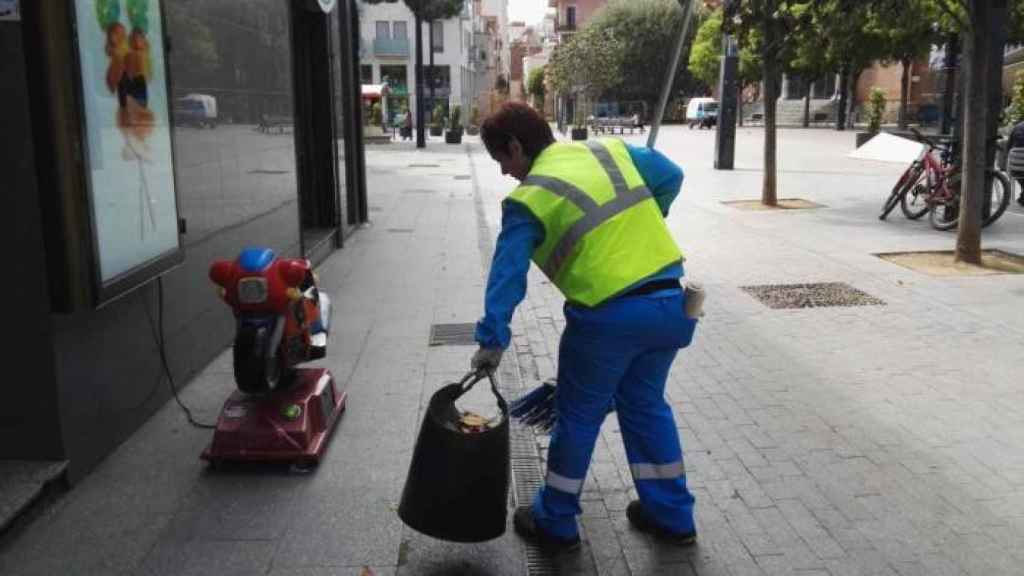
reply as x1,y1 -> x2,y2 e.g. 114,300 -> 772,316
445,129 -> 463,144
429,126 -> 444,137
571,127 -> 588,141
466,126 -> 479,136
855,132 -> 878,148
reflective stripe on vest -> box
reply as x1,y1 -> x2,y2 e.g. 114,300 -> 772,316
507,139 -> 683,307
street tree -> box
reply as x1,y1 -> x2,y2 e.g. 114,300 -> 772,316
527,66 -> 546,110
730,0 -> 813,206
689,7 -> 761,120
871,0 -> 942,129
580,0 -> 704,115
546,23 -> 624,125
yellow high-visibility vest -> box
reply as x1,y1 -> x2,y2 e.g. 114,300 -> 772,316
506,138 -> 683,307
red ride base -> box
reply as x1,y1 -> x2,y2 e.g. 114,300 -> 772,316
201,368 -> 346,467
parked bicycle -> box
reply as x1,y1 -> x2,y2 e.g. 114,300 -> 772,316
880,128 -> 1011,230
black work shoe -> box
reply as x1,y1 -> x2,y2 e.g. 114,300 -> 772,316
513,506 -> 581,554
626,500 -> 697,546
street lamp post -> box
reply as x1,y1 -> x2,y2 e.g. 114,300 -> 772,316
715,34 -> 739,170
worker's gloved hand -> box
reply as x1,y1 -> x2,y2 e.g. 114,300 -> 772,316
471,346 -> 504,374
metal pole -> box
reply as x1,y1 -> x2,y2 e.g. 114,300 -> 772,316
647,0 -> 696,148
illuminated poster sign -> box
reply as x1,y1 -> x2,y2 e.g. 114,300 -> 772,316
73,0 -> 181,298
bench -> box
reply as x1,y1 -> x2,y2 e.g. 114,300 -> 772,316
258,114 -> 293,134
591,116 -> 645,135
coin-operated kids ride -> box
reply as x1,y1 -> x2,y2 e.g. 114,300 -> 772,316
202,247 -> 346,467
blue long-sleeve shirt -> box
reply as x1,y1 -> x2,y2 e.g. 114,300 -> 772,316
475,144 -> 685,349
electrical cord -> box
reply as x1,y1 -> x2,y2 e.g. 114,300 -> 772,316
156,277 -> 217,429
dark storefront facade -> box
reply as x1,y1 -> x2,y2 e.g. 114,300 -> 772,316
0,0 -> 367,483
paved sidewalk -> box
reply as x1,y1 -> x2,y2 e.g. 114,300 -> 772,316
0,140 -> 530,576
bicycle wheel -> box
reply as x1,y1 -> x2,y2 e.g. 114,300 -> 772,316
881,162 -> 922,220
983,170 -> 1011,227
929,172 -> 960,231
900,172 -> 931,220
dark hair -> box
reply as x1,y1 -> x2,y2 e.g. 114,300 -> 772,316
481,102 -> 555,159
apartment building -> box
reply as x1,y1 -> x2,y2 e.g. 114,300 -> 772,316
357,0 -> 476,125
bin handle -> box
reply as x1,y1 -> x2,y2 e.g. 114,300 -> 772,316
455,370 -> 508,413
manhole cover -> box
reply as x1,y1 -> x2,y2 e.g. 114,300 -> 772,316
454,175 -> 471,180
428,323 -> 477,346
408,163 -> 440,168
741,282 -> 885,309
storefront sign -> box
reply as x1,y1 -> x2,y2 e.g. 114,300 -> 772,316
0,0 -> 20,21
73,0 -> 182,293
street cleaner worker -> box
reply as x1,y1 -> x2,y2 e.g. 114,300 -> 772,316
471,102 -> 699,553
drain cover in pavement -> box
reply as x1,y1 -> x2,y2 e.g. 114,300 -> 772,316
429,323 -> 477,346
402,189 -> 435,195
408,163 -> 440,168
386,228 -> 414,233
454,175 -> 471,180
741,282 -> 885,309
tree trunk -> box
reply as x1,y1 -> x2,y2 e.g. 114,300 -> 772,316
899,57 -> 911,129
836,67 -> 849,131
956,0 -> 994,265
802,79 -> 811,128
847,69 -> 862,129
762,15 -> 779,207
415,15 -> 425,148
738,84 -> 744,127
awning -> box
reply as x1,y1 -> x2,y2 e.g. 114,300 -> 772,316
361,84 -> 389,99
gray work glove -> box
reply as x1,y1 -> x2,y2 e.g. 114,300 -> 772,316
471,346 -> 504,374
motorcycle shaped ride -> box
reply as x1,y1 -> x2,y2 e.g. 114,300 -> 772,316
202,247 -> 346,467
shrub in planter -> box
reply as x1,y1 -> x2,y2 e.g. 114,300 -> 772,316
429,102 -> 446,136
856,87 -> 887,148
445,105 -> 463,144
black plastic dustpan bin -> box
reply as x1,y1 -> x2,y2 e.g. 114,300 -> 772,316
398,371 -> 510,543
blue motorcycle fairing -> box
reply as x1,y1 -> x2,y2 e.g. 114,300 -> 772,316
239,247 -> 275,273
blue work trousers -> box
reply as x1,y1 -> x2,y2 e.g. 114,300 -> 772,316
532,288 -> 697,539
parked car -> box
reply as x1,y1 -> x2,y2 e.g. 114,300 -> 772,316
686,97 -> 718,129
174,94 -> 218,128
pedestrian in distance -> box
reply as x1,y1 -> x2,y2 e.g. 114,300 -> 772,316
471,102 -> 700,553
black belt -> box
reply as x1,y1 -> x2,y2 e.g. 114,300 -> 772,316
623,278 -> 681,297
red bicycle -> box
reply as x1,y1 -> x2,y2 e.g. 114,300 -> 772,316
881,129 -> 1011,230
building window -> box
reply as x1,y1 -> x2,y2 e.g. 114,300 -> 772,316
360,65 -> 374,84
375,20 -> 390,39
432,21 -> 444,52
393,21 -> 408,39
566,6 -> 576,29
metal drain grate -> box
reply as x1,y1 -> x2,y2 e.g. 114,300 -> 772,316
428,323 -> 477,346
386,228 -> 414,234
369,206 -> 383,212
741,282 -> 885,309
408,163 -> 440,168
454,175 -> 472,180
247,169 -> 289,175
402,189 -> 435,195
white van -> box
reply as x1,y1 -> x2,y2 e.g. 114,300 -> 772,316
686,97 -> 718,130
174,94 -> 218,128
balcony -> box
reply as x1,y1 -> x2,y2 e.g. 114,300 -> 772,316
373,37 -> 410,58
